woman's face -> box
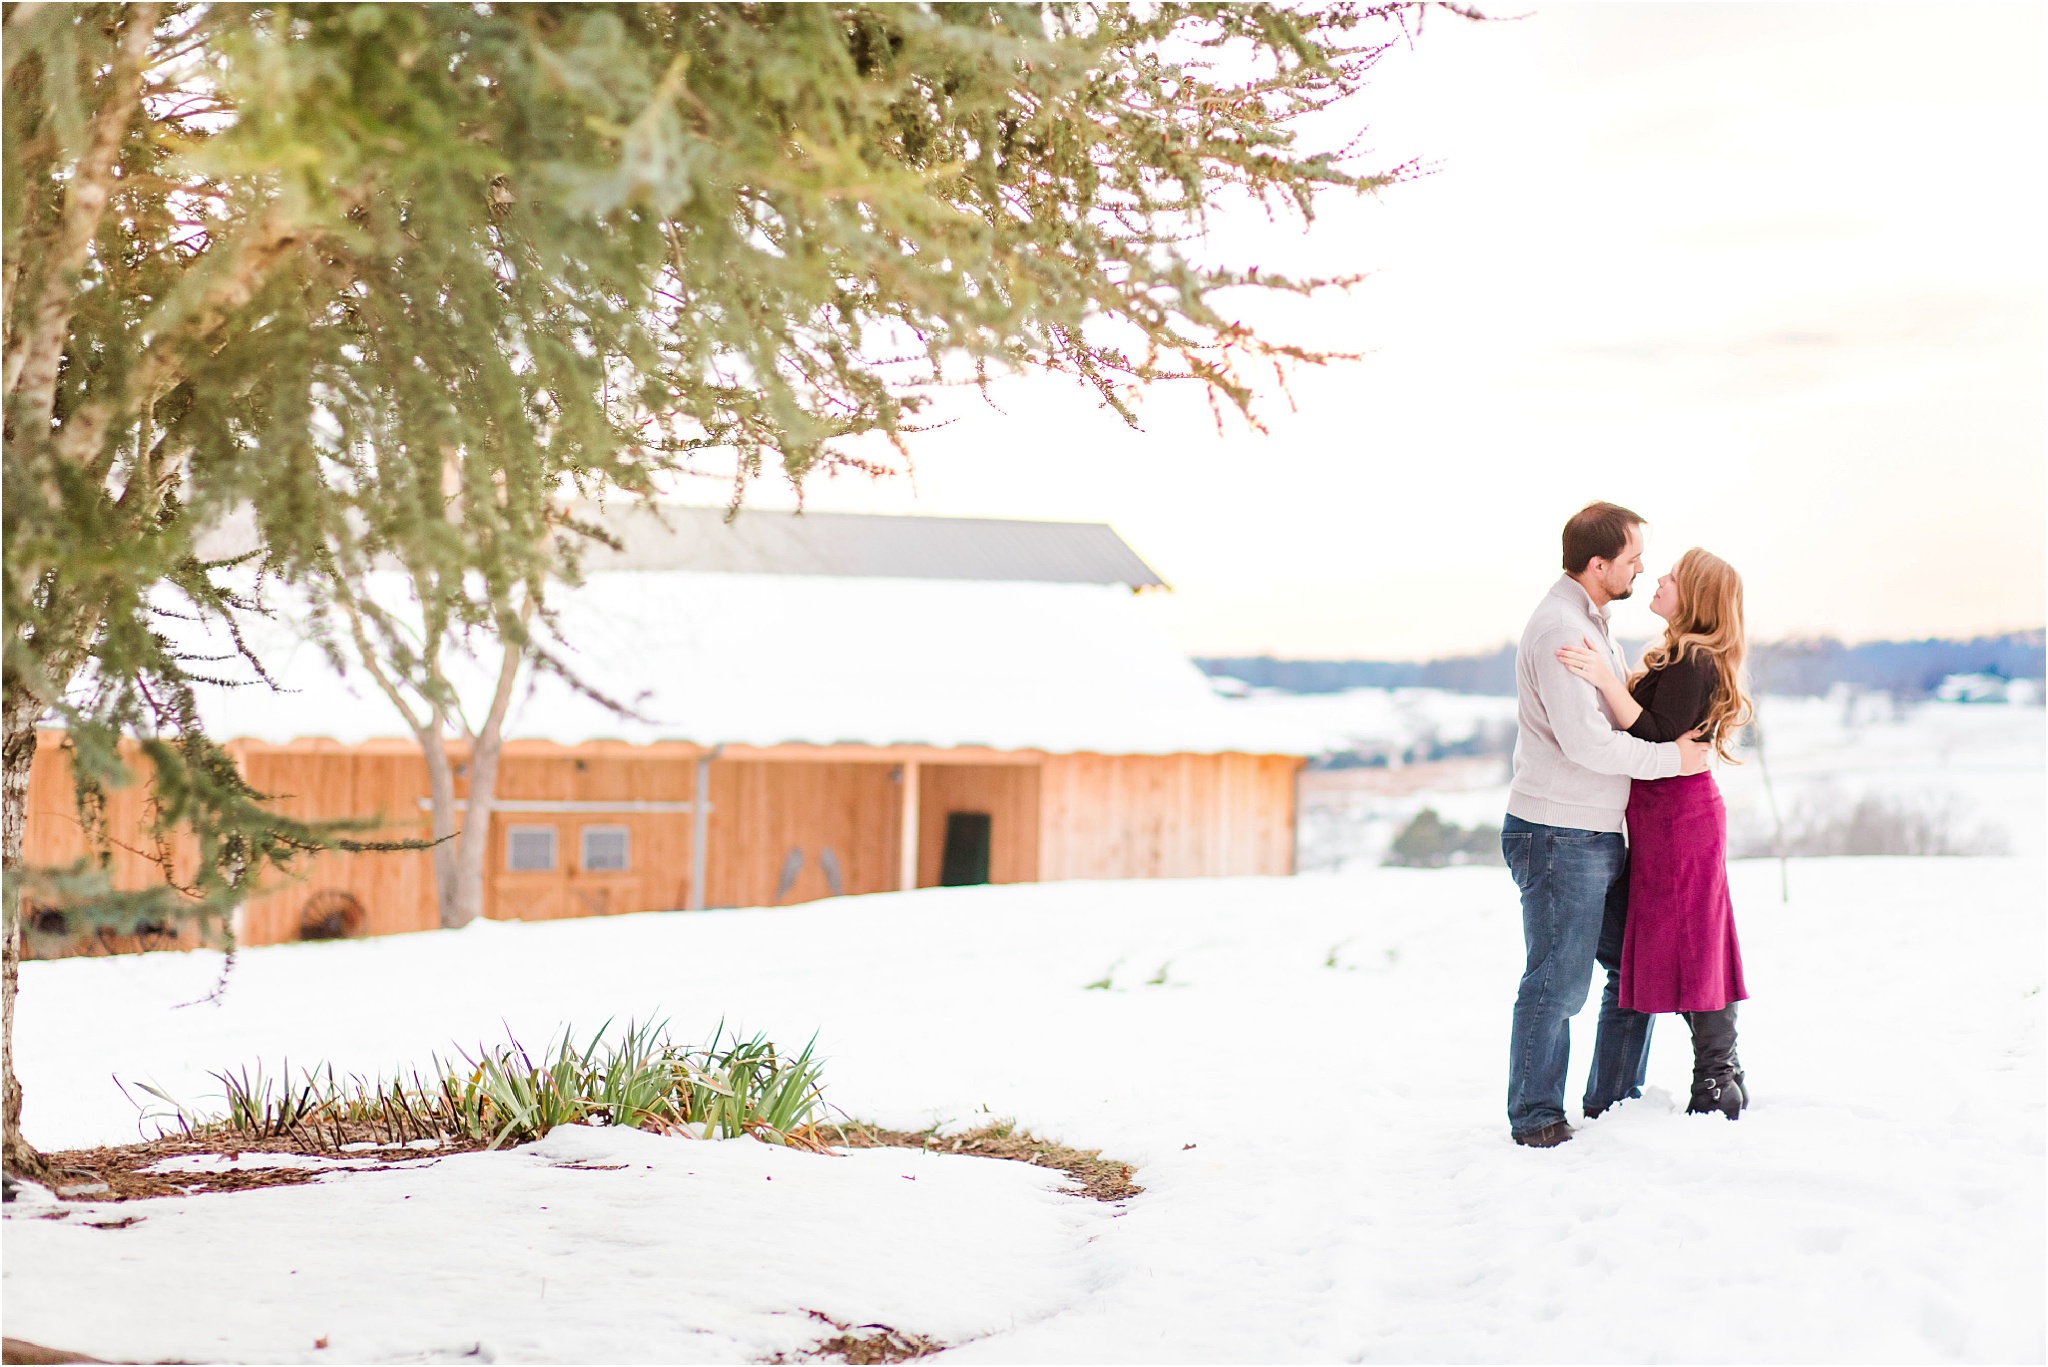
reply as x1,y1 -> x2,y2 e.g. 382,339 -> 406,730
1649,571 -> 1680,621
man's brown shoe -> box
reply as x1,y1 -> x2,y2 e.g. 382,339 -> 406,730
1512,1121 -> 1574,1148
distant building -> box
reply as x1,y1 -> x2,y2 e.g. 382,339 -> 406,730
25,508 -> 1304,951
1935,672 -> 2034,704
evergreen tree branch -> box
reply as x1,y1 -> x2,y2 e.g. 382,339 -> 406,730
54,203 -> 311,470
3,0 -> 1473,1172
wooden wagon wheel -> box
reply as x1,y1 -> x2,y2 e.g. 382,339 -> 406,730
298,889 -> 367,941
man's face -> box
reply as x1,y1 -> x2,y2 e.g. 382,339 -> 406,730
1596,525 -> 1645,601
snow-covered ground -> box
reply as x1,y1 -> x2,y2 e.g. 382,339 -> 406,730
1260,689 -> 2044,871
8,852 -> 2043,1362
1718,692 -> 2047,861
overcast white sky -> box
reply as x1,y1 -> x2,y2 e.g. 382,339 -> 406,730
688,1 -> 2047,660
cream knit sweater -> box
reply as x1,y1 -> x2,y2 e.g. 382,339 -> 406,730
1505,575 -> 1682,834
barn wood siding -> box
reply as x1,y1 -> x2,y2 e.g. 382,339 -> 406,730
237,746 -> 436,943
21,737 -> 436,951
702,759 -> 900,909
22,734 -> 1300,952
1036,752 -> 1300,880
22,737 -> 206,956
483,749 -> 703,923
915,763 -> 1042,887
24,736 -> 182,891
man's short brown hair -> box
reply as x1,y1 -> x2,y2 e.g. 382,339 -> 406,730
1562,502 -> 1645,575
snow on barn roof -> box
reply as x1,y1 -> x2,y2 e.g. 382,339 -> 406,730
180,512 -> 1304,756
578,504 -> 1170,588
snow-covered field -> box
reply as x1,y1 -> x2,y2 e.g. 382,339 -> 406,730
7,690 -> 2042,1362
1718,692 -> 2047,860
1264,690 -> 2044,871
8,851 -> 2043,1362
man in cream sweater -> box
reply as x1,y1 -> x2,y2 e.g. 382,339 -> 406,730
1503,502 -> 1709,1148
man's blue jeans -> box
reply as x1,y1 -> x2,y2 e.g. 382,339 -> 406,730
1503,814 -> 1655,1134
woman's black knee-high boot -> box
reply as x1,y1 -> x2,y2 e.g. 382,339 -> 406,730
1685,1004 -> 1744,1119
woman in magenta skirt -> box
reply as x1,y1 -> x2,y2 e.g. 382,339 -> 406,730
1557,547 -> 1755,1119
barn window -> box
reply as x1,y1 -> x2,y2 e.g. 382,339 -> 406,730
507,825 -> 557,872
939,812 -> 992,886
581,825 -> 630,872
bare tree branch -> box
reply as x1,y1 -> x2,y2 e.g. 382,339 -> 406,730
335,593 -> 431,742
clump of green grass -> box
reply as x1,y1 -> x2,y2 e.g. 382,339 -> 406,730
130,1019 -> 830,1153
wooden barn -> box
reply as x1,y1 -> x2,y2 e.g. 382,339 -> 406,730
24,508 -> 1305,950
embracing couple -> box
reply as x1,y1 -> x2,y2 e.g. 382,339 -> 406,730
1504,502 -> 1753,1148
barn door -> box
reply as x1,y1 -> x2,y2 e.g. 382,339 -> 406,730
938,812 -> 992,886
915,764 -> 1040,888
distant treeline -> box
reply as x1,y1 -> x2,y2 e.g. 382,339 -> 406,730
1200,648 -> 1520,695
1747,632 -> 2045,696
1198,630 -> 2047,699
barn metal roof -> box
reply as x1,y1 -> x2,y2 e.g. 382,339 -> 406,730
577,504 -> 1168,589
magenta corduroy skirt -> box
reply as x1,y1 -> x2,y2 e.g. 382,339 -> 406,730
1620,770 -> 1748,1014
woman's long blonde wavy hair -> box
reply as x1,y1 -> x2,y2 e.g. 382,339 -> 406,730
1628,547 -> 1755,762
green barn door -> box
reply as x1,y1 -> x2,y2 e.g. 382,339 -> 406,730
938,812 -> 992,886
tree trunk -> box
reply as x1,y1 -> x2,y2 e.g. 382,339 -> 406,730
337,602 -> 469,928
446,627 -> 528,928
421,718 -> 463,928
448,736 -> 497,929
3,687 -> 50,1181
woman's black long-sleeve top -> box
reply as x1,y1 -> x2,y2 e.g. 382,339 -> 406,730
1625,651 -> 1719,742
